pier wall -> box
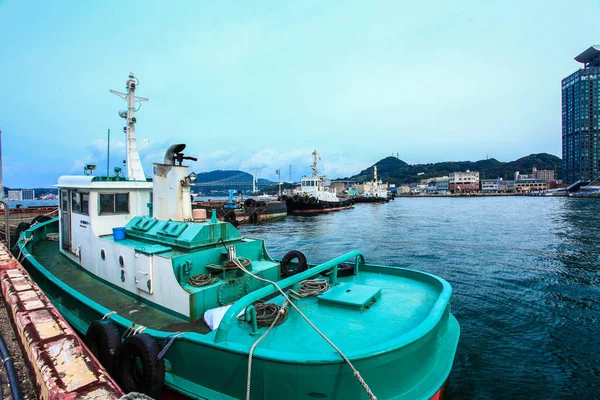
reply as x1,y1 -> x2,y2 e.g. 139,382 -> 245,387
0,244 -> 123,399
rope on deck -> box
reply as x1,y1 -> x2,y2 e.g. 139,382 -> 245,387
187,273 -> 218,287
238,301 -> 288,328
231,257 -> 377,400
46,233 -> 59,241
246,300 -> 288,400
289,279 -> 330,299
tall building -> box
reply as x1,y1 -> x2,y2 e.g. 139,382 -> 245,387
532,167 -> 555,182
21,189 -> 35,200
562,45 -> 600,184
7,190 -> 22,201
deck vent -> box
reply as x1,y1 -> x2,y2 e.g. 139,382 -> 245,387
158,221 -> 188,237
132,217 -> 158,232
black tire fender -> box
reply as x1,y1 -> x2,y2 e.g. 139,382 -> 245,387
115,333 -> 165,398
280,250 -> 308,278
15,222 -> 30,241
31,215 -> 52,225
85,319 -> 121,374
292,194 -> 300,202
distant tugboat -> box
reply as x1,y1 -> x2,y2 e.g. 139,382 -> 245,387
353,165 -> 391,203
284,150 -> 353,214
193,192 -> 287,225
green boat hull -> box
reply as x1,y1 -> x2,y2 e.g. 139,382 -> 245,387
19,219 -> 459,399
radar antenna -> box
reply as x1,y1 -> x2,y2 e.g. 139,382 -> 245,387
110,73 -> 149,180
312,150 -> 318,178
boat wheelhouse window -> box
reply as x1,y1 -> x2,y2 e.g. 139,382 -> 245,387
71,192 -> 89,215
100,193 -> 129,215
61,191 -> 68,210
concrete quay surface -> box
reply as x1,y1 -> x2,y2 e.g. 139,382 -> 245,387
0,244 -> 124,399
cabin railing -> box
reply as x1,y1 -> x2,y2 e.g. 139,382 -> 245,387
214,250 -> 365,343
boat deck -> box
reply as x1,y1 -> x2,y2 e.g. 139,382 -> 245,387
223,271 -> 442,357
31,240 -> 211,333
32,239 -> 447,357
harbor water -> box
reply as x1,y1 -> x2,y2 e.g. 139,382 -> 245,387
238,197 -> 600,399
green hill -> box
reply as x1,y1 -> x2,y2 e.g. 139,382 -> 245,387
344,153 -> 561,185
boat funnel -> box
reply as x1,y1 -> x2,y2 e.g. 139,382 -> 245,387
152,144 -> 197,221
164,144 -> 187,165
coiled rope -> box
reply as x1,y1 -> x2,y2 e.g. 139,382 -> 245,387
187,273 -> 218,287
46,232 -> 59,241
238,301 -> 288,327
290,279 -> 330,299
231,257 -> 376,400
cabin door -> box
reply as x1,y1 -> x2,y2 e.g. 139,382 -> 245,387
135,252 -> 153,294
60,189 -> 71,251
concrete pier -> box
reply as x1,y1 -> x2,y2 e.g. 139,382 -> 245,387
0,245 -> 123,399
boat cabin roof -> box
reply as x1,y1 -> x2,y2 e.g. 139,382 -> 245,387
56,175 -> 153,190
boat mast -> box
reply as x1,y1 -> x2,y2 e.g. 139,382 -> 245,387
312,150 -> 318,178
110,73 -> 149,181
373,165 -> 378,183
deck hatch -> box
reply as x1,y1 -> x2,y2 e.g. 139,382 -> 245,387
317,283 -> 381,311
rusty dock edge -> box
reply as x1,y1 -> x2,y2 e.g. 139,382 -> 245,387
0,244 -> 124,399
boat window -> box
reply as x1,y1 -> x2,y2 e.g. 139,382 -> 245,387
99,193 -> 130,215
61,190 -> 68,210
71,191 -> 89,215
116,193 -> 129,212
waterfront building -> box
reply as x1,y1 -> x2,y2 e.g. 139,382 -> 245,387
397,185 -> 410,194
21,189 -> 35,200
409,183 -> 427,194
562,45 -> 600,184
427,176 -> 449,194
449,171 -> 480,193
532,167 -> 555,182
329,181 -> 346,193
507,179 -> 548,193
481,179 -> 503,193
436,178 -> 449,193
7,190 -> 21,200
427,180 -> 436,193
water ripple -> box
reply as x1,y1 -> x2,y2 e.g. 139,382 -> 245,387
239,197 -> 600,398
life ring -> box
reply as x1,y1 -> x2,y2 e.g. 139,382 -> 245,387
85,319 -> 121,374
280,250 -> 308,277
115,333 -> 165,398
309,197 -> 317,204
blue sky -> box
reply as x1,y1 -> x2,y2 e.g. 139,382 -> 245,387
1,0 -> 599,187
